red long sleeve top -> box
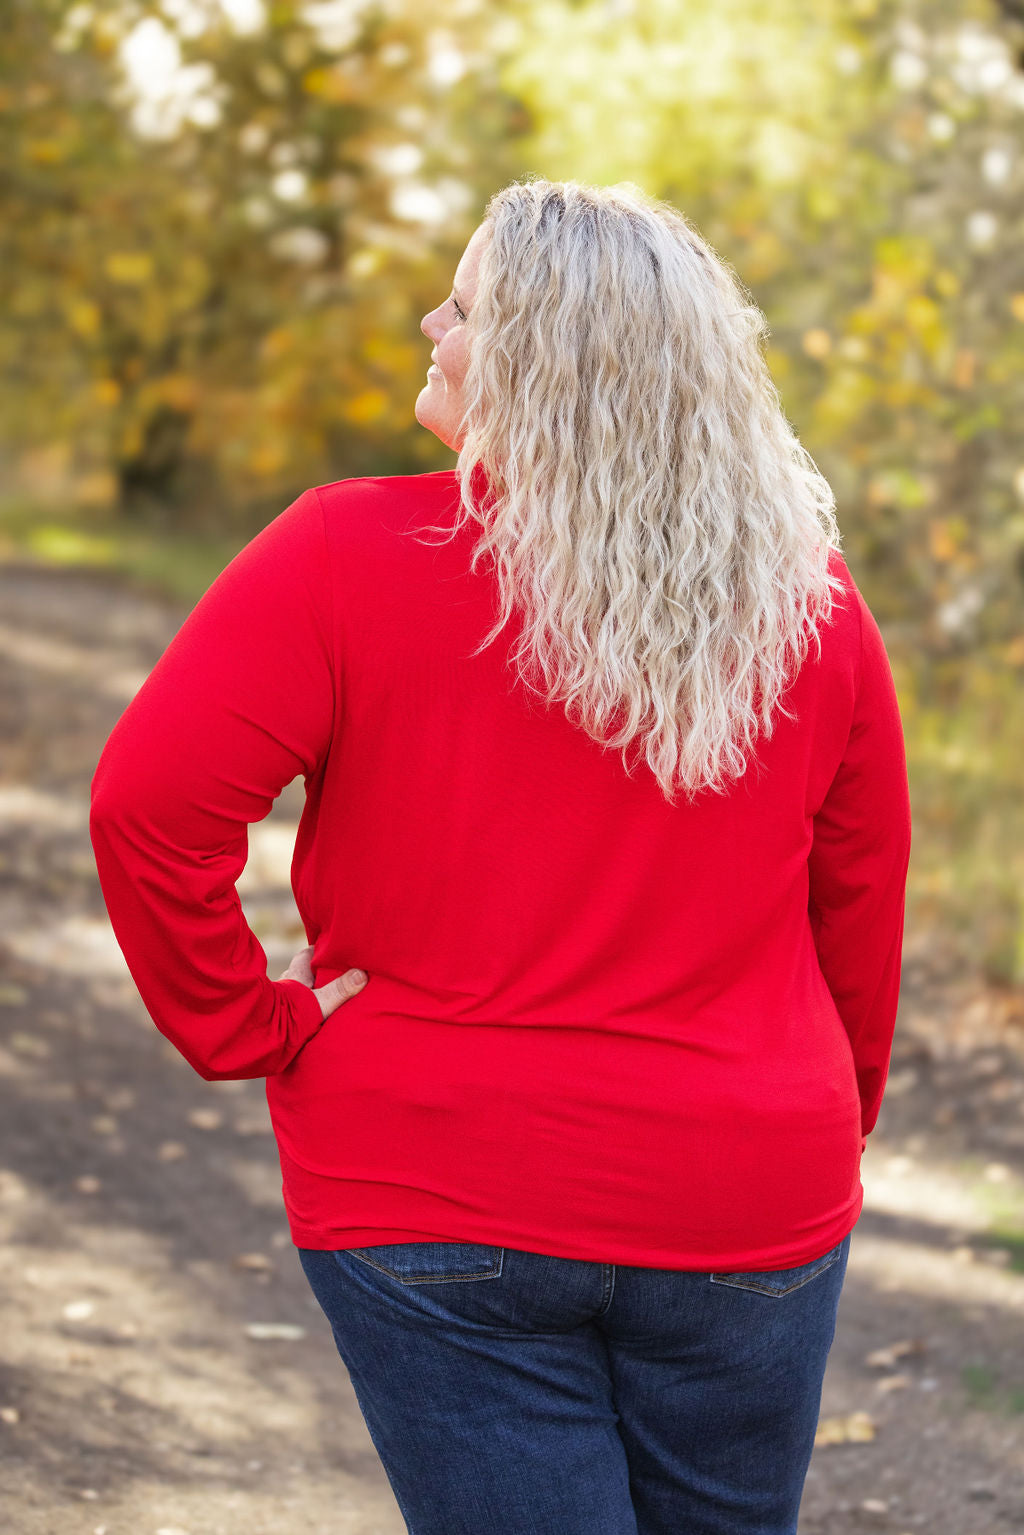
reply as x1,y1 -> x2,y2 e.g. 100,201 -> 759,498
90,471 -> 912,1271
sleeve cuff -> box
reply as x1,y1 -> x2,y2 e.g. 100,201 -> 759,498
276,976 -> 325,1046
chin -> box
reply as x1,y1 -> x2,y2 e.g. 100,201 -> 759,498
415,410 -> 454,450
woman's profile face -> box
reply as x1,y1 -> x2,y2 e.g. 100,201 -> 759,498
415,222 -> 489,452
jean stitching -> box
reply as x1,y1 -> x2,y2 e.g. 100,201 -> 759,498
708,1247 -> 842,1296
597,1262 -> 616,1316
345,1247 -> 505,1284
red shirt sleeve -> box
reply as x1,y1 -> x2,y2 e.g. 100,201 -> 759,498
808,583 -> 912,1147
89,487 -> 333,1081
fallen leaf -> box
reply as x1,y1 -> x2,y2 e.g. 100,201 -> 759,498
244,1322 -> 306,1341
187,1108 -> 223,1131
233,1114 -> 271,1135
62,1300 -> 95,1321
0,1171 -> 29,1203
8,1032 -> 49,1057
157,1141 -> 187,1162
865,1338 -> 927,1368
814,1410 -> 877,1446
234,1252 -> 273,1271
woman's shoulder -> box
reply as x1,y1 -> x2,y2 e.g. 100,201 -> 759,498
312,469 -> 457,509
820,544 -> 866,646
309,470 -> 459,541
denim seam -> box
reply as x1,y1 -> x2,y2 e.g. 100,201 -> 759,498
344,1247 -> 506,1284
597,1262 -> 616,1316
708,1248 -> 842,1296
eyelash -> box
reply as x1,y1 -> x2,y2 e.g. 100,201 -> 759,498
452,297 -> 467,321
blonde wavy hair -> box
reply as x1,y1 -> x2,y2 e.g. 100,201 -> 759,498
412,175 -> 849,806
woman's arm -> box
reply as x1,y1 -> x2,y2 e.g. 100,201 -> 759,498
808,583 -> 913,1149
89,486 -> 335,1080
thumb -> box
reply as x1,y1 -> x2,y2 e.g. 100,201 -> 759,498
313,968 -> 369,1021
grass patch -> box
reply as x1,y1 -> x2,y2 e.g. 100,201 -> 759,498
973,1178 -> 1024,1274
961,1362 -> 998,1405
960,1361 -> 1024,1415
0,503 -> 250,607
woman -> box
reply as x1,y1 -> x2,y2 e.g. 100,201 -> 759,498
90,176 -> 912,1535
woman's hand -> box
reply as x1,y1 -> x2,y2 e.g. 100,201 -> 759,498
278,945 -> 368,1022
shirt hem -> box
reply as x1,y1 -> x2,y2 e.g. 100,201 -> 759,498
285,1185 -> 864,1273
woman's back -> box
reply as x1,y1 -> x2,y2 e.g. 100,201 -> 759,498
91,467 -> 911,1271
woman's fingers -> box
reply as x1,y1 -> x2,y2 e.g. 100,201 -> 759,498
277,944 -> 315,986
277,946 -> 368,1020
313,969 -> 369,1021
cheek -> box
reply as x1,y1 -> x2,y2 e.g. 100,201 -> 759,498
440,335 -> 469,382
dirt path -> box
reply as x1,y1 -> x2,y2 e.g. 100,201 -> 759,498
1,560 -> 1023,1535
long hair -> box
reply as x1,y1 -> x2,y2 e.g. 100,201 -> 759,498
411,175 -> 849,806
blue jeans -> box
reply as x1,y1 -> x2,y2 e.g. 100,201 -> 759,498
298,1230 -> 852,1535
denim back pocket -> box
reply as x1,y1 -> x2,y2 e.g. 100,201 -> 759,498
344,1241 -> 505,1285
709,1236 -> 847,1297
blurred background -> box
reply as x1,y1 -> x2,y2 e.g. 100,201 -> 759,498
2,3 -> 1024,1533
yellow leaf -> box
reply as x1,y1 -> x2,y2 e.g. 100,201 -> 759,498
764,345 -> 791,380
157,373 -> 199,410
72,470 -> 118,509
93,378 -> 121,406
814,1410 -> 877,1446
865,1338 -> 927,1368
248,439 -> 287,476
952,349 -> 976,389
18,442 -> 72,494
871,270 -> 906,309
342,388 -> 389,425
302,66 -> 356,103
927,519 -> 957,562
906,295 -> 940,332
105,252 -> 154,285
802,328 -> 832,360
69,300 -> 102,339
26,139 -> 64,163
260,327 -> 294,361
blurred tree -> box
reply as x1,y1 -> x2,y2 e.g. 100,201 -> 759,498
0,0 -> 525,525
